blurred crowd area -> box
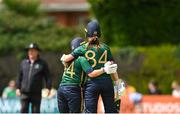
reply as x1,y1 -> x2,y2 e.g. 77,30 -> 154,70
1,80 -> 57,99
0,79 -> 180,113
1,80 -> 180,99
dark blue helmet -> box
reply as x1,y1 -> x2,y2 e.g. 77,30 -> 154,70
71,37 -> 84,50
85,20 -> 101,38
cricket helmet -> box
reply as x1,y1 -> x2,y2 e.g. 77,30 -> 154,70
85,20 -> 101,38
71,37 -> 84,50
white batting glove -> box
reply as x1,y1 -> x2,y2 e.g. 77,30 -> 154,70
104,63 -> 118,74
60,54 -> 67,66
114,79 -> 126,100
60,54 -> 66,62
115,79 -> 125,96
104,61 -> 112,67
118,81 -> 125,96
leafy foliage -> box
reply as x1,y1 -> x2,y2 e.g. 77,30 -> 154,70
0,5 -> 83,56
88,0 -> 180,46
113,45 -> 180,94
3,0 -> 40,15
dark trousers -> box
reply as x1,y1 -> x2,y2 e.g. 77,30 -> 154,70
84,77 -> 118,113
20,93 -> 41,113
57,85 -> 81,113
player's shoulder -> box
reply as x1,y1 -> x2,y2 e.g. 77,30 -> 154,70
81,42 -> 88,49
100,43 -> 110,50
74,42 -> 87,51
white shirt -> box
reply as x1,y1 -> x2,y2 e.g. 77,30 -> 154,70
172,89 -> 180,97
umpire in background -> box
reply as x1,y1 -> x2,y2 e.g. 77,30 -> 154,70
16,43 -> 52,113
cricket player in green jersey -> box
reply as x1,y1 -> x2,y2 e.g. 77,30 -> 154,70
61,20 -> 121,113
57,37 -> 117,113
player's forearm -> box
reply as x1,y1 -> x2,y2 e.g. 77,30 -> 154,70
63,54 -> 74,62
111,72 -> 119,81
88,68 -> 104,78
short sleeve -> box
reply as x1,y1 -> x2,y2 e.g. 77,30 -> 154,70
79,57 -> 94,74
71,46 -> 84,59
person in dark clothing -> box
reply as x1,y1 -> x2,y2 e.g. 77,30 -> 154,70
16,43 -> 52,113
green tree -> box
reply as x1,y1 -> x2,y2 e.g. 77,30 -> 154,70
113,45 -> 180,94
3,0 -> 40,15
0,0 -> 83,55
88,0 -> 180,46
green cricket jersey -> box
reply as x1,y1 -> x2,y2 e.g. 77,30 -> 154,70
60,56 -> 93,86
71,43 -> 114,79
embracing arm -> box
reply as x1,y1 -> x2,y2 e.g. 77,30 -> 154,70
61,46 -> 84,62
88,68 -> 104,78
80,57 -> 105,78
62,54 -> 75,63
81,58 -> 117,78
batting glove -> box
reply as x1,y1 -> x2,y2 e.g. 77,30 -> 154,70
114,79 -> 126,97
60,54 -> 66,62
104,62 -> 118,74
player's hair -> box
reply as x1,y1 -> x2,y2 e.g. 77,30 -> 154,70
86,37 -> 100,52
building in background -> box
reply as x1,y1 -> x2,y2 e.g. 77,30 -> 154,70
41,0 -> 90,27
0,0 -> 90,27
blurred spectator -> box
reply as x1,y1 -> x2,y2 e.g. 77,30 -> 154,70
148,81 -> 161,95
2,80 -> 16,98
126,85 -> 142,104
126,85 -> 142,113
171,81 -> 180,97
42,88 -> 57,98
